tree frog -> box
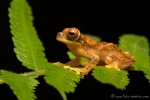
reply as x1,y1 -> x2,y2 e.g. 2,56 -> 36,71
54,27 -> 135,77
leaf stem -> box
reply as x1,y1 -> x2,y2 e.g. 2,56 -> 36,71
0,70 -> 45,84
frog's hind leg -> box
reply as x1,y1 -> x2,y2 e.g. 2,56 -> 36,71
105,62 -> 121,70
105,54 -> 135,70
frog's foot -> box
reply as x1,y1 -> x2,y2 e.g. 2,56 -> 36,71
105,62 -> 120,71
63,66 -> 80,74
53,62 -> 83,74
64,66 -> 91,78
53,62 -> 91,78
53,62 -> 66,67
124,51 -> 130,56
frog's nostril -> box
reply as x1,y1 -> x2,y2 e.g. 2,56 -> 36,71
56,32 -> 64,40
57,32 -> 64,37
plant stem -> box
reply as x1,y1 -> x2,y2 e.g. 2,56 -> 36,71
0,70 -> 45,84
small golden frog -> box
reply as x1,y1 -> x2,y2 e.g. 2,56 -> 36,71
54,27 -> 135,76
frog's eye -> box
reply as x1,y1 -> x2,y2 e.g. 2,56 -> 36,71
67,28 -> 80,41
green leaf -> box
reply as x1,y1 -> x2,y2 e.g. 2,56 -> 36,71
119,34 -> 150,80
9,0 -> 48,70
44,63 -> 80,100
67,51 -> 75,60
0,70 -> 39,100
92,66 -> 129,90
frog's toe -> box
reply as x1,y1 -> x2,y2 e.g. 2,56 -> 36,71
53,62 -> 65,66
105,65 -> 113,69
64,66 -> 81,74
105,64 -> 120,70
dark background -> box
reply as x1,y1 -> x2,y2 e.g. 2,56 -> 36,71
0,0 -> 149,100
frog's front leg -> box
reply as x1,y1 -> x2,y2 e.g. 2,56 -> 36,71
80,53 -> 100,75
54,52 -> 99,77
81,60 -> 90,66
53,57 -> 81,67
65,57 -> 81,67
65,53 -> 99,78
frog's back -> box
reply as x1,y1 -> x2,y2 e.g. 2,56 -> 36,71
79,34 -> 120,52
79,34 -> 99,46
79,34 -> 135,60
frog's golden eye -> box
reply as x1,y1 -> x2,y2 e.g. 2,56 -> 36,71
66,28 -> 80,41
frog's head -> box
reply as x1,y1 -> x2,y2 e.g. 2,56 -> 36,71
56,27 -> 81,44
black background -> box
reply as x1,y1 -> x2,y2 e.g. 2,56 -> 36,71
0,0 -> 149,100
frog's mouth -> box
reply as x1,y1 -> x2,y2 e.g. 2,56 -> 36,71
56,32 -> 68,43
56,32 -> 76,44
